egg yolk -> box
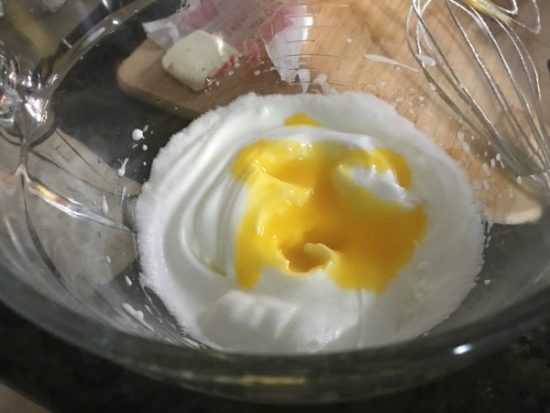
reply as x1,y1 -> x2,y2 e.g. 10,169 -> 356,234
231,114 -> 427,292
284,112 -> 322,127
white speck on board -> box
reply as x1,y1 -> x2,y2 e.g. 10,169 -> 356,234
132,129 -> 144,141
117,158 -> 129,177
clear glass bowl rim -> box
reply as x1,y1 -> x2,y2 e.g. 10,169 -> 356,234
1,255 -> 550,388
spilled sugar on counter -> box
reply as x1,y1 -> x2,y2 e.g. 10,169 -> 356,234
136,92 -> 485,354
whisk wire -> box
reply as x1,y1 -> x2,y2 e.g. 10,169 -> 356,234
407,0 -> 548,195
448,2 -> 544,171
498,21 -> 550,167
408,1 -> 500,153
410,1 -> 527,175
502,22 -> 550,160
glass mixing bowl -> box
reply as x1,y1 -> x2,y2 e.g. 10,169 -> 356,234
1,0 -> 550,403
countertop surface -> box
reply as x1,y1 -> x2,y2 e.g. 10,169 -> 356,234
2,2 -> 550,412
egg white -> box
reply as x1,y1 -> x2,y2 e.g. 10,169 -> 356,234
136,92 -> 485,354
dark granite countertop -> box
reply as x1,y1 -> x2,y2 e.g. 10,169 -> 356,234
2,299 -> 550,413
2,3 -> 550,412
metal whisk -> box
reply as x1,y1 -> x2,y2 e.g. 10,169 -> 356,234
406,0 -> 549,197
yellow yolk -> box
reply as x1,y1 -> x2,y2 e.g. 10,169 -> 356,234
230,114 -> 427,292
284,112 -> 322,127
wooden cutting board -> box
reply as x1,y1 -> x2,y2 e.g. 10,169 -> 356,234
117,0 -> 543,224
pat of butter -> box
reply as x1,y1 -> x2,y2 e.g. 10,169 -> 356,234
162,30 -> 238,92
